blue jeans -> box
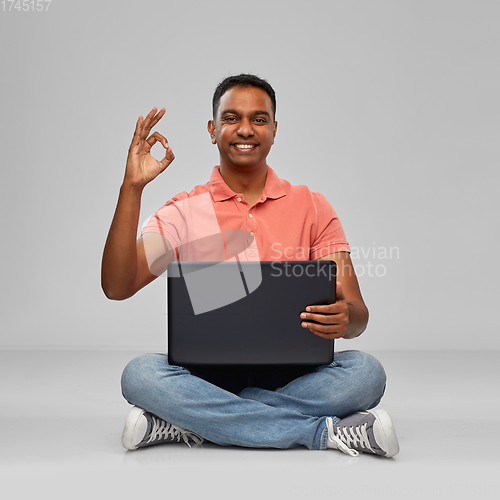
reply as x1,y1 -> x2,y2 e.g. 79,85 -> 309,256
121,350 -> 386,450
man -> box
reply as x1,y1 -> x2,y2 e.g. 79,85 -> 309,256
101,74 -> 399,457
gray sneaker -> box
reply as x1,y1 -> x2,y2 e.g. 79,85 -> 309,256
122,406 -> 204,451
326,409 -> 399,457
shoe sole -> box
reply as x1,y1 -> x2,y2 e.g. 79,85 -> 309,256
121,406 -> 147,451
367,409 -> 400,458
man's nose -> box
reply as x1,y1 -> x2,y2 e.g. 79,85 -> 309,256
237,119 -> 254,137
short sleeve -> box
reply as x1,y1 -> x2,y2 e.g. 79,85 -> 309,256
140,192 -> 191,250
309,192 -> 350,260
140,191 -> 226,261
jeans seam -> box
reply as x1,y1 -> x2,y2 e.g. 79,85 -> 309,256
320,424 -> 328,450
320,416 -> 340,450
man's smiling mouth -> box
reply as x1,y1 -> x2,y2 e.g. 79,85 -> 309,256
233,144 -> 257,149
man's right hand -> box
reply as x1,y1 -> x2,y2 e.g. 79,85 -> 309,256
101,107 -> 175,300
124,107 -> 175,189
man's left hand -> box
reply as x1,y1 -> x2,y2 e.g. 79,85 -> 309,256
300,282 -> 350,339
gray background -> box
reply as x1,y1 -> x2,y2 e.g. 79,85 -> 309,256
1,0 -> 498,352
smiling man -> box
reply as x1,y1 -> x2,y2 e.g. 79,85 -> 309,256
207,84 -> 277,207
101,74 -> 399,457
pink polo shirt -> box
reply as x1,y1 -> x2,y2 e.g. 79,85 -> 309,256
141,166 -> 350,261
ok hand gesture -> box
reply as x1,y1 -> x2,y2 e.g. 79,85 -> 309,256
124,107 -> 175,189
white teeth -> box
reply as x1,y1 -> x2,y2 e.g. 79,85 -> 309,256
234,144 -> 255,149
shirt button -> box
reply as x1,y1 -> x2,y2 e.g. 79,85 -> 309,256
250,232 -> 254,237
248,213 -> 253,218
237,197 -> 242,202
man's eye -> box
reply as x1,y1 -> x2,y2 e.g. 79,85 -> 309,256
224,117 -> 237,122
254,118 -> 267,123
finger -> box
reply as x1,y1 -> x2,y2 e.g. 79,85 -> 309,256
146,132 -> 169,149
129,115 -> 144,150
300,312 -> 337,325
301,319 -> 343,333
144,132 -> 174,172
301,319 -> 344,338
149,107 -> 166,128
304,302 -> 340,314
138,107 -> 158,140
307,328 -> 345,340
158,146 -> 175,171
142,107 -> 165,138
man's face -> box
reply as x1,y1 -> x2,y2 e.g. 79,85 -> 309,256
208,86 -> 277,171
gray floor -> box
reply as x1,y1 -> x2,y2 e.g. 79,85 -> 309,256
0,350 -> 498,499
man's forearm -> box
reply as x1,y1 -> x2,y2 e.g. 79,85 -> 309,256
101,182 -> 144,300
344,300 -> 369,339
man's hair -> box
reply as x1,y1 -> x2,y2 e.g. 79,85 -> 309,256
212,74 -> 276,120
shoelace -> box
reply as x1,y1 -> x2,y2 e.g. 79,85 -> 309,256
147,416 -> 204,448
326,417 -> 375,457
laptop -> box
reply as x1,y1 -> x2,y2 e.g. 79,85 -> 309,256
167,260 -> 336,368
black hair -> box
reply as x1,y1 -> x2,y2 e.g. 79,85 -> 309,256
212,74 -> 276,120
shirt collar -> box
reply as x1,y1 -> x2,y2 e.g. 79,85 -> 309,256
210,165 -> 286,202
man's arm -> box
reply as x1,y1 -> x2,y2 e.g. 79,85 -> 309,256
101,108 -> 175,300
300,252 -> 369,339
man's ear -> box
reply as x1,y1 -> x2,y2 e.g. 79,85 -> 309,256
272,120 -> 278,144
207,120 -> 216,144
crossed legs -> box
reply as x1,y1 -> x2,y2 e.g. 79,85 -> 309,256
121,350 -> 386,450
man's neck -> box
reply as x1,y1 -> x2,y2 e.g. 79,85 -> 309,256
219,163 -> 268,206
